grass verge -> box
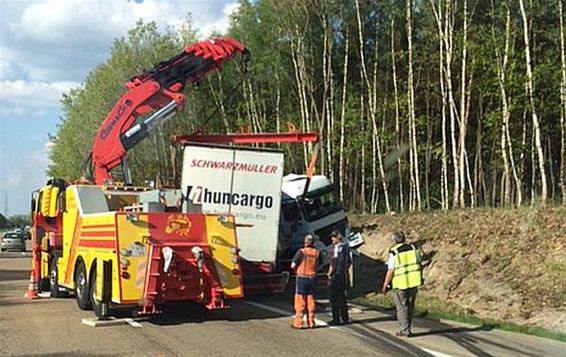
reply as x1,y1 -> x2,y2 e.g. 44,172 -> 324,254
353,293 -> 566,343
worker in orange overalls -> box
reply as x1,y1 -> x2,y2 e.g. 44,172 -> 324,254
290,234 -> 320,329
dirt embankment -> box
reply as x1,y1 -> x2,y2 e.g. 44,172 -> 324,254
350,206 -> 566,333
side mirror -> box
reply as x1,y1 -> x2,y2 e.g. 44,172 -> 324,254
30,190 -> 39,214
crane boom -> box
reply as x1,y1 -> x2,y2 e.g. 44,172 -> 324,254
88,37 -> 248,185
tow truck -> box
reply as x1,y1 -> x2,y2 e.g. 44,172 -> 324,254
29,37 -> 249,318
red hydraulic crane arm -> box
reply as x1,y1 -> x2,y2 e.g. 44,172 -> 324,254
171,132 -> 319,145
88,37 -> 248,185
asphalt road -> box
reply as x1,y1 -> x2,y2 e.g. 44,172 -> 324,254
0,250 -> 427,357
2,246 -> 564,357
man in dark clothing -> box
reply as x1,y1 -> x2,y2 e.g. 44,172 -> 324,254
291,234 -> 319,329
327,231 -> 350,325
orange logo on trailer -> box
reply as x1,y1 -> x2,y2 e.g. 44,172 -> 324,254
165,214 -> 191,236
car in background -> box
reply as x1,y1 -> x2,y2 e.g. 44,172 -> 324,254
1,232 -> 26,252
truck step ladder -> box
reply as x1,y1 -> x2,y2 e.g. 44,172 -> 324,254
140,245 -> 162,315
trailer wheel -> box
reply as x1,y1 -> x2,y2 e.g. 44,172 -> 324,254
90,270 -> 109,320
75,260 -> 92,310
49,257 -> 62,298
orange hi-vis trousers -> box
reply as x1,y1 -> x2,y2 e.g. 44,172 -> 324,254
293,294 -> 316,328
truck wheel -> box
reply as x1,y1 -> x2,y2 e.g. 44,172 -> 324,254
90,270 -> 109,320
75,261 -> 92,310
50,257 -> 62,298
38,278 -> 50,293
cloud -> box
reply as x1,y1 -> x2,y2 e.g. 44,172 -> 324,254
0,80 -> 80,118
200,2 -> 240,37
2,0 -> 239,83
0,0 -> 239,214
0,59 -> 16,80
4,146 -> 51,191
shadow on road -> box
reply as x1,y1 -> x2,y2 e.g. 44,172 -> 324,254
145,299 -> 285,326
352,304 -> 543,357
411,323 -> 497,337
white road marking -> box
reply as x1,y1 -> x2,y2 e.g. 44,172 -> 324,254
125,318 -> 142,328
81,317 -> 144,328
421,348 -> 453,357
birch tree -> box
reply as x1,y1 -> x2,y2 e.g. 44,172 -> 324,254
519,0 -> 548,205
492,2 -> 522,206
339,28 -> 349,203
560,0 -> 566,204
391,17 -> 405,212
406,0 -> 421,211
355,0 -> 390,213
457,0 -> 469,208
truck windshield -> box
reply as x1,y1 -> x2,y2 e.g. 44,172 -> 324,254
300,185 -> 341,221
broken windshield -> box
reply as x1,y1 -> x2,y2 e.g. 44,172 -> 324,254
300,185 -> 342,221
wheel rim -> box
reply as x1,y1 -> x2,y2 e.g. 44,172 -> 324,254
77,270 -> 86,300
50,267 -> 57,287
91,275 -> 98,303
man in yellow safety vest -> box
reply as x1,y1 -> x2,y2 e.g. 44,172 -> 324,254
380,231 -> 423,337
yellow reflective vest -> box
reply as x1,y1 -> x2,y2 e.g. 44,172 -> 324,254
390,243 -> 423,290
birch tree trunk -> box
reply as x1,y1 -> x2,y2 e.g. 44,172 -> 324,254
560,0 -> 566,204
208,76 -> 230,133
290,24 -> 310,170
339,29 -> 349,203
429,0 -> 449,210
457,0 -> 473,208
464,67 -> 475,208
445,2 -> 459,208
370,27 -> 380,213
494,5 -> 523,206
319,9 -> 334,181
519,0 -> 548,205
355,0 -> 390,213
391,18 -> 405,212
360,94 -> 366,213
407,0 -> 421,211
493,3 -> 510,205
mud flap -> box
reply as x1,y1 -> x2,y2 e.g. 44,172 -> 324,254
95,259 -> 112,318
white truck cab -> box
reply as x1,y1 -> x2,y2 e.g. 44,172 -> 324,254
278,174 -> 364,268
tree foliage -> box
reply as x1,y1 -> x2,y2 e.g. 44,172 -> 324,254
49,0 -> 566,212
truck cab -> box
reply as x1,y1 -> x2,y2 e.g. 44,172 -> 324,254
279,174 -> 363,268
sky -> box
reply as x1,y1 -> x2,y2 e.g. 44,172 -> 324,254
0,0 -> 239,217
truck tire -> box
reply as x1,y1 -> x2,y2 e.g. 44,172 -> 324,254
75,260 -> 92,310
49,257 -> 62,298
38,278 -> 50,292
90,269 -> 110,320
